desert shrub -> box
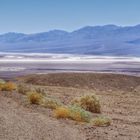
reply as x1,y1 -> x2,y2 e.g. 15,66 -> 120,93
17,84 -> 47,96
91,116 -> 111,126
35,87 -> 47,95
0,79 -> 6,84
71,94 -> 101,113
0,80 -> 6,91
54,105 -> 92,122
41,97 -> 63,109
0,83 -> 4,91
27,92 -> 43,104
0,79 -> 5,91
69,105 -> 92,122
54,106 -> 70,119
17,84 -> 32,95
1,82 -> 17,91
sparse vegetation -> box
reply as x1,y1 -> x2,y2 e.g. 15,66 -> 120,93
17,84 -> 32,95
0,79 -> 6,84
18,84 -> 107,124
0,84 -> 4,91
1,82 -> 17,91
0,80 -> 110,126
0,75 -> 111,127
91,116 -> 111,126
69,105 -> 92,122
71,94 -> 101,113
42,97 -> 63,109
54,106 -> 70,119
21,85 -> 62,108
35,87 -> 47,95
27,92 -> 43,104
17,84 -> 47,96
54,105 -> 92,122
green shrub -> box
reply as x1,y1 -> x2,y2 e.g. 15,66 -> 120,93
41,97 -> 62,109
71,94 -> 101,113
69,105 -> 92,122
91,116 -> 111,126
54,105 -> 92,122
0,79 -> 6,84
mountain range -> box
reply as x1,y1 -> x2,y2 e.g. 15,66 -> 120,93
0,24 -> 140,56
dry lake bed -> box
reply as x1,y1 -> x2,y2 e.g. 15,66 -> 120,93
0,53 -> 140,79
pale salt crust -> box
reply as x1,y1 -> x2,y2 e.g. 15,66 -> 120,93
0,53 -> 140,63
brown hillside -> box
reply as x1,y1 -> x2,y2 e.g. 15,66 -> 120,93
21,73 -> 140,92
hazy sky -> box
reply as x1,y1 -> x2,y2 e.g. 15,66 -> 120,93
0,0 -> 140,33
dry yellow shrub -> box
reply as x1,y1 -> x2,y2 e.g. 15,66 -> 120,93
2,82 -> 17,91
54,106 -> 70,118
71,94 -> 101,113
91,117 -> 111,126
54,105 -> 91,122
0,84 -> 4,91
27,92 -> 43,104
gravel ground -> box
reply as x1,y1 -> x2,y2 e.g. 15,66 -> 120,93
0,73 -> 140,140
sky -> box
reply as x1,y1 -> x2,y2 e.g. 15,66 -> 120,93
0,0 -> 140,33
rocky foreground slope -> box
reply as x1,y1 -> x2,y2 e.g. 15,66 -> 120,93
0,73 -> 140,140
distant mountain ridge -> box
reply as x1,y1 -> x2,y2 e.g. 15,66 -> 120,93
0,24 -> 140,56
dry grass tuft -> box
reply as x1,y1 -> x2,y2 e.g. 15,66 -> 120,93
91,116 -> 111,126
27,92 -> 43,104
17,84 -> 32,95
35,87 -> 47,95
1,82 -> 17,91
54,106 -> 70,119
42,97 -> 62,109
0,82 -> 4,91
71,94 -> 101,113
54,105 -> 91,122
17,84 -> 47,96
0,79 -> 6,84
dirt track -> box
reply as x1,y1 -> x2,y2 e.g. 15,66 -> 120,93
0,73 -> 140,140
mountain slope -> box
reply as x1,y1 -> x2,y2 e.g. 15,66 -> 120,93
0,25 -> 140,56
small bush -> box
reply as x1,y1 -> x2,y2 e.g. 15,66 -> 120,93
17,84 -> 31,95
0,79 -> 5,91
0,83 -> 4,91
69,105 -> 92,122
27,92 -> 43,104
91,116 -> 111,126
71,94 -> 101,113
42,97 -> 62,109
17,84 -> 47,96
54,106 -> 70,118
0,80 -> 7,91
35,87 -> 47,95
0,79 -> 6,84
1,82 -> 17,91
54,105 -> 92,122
